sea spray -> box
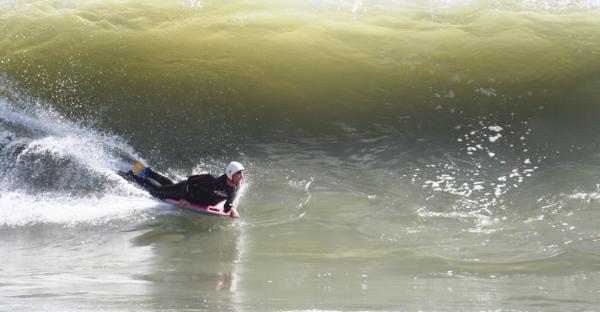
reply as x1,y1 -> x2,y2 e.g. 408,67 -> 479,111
0,92 -> 153,226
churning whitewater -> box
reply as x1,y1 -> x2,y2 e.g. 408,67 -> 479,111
0,95 -> 154,226
2,0 -> 600,311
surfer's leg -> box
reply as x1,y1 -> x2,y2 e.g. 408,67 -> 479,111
151,181 -> 186,199
145,168 -> 176,185
120,171 -> 162,193
120,169 -> 184,199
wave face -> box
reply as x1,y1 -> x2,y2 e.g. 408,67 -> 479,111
1,0 -> 600,126
2,1 -> 600,311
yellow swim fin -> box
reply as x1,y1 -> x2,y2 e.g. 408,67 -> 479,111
132,162 -> 146,176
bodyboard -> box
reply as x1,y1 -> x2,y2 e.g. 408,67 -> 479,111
162,198 -> 239,218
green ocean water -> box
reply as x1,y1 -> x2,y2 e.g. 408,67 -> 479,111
2,0 -> 600,119
2,0 -> 600,311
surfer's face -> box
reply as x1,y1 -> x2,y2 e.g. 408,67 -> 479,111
231,171 -> 244,186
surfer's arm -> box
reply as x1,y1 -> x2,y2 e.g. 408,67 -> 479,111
223,188 -> 238,212
223,199 -> 234,212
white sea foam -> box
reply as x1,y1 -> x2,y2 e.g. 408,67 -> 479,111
0,191 -> 154,227
0,96 -> 153,226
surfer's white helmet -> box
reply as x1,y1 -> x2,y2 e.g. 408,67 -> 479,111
226,161 -> 245,179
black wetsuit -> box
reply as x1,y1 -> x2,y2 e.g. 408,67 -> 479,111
123,168 -> 239,212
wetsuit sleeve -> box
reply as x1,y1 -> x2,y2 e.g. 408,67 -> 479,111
223,187 -> 238,212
